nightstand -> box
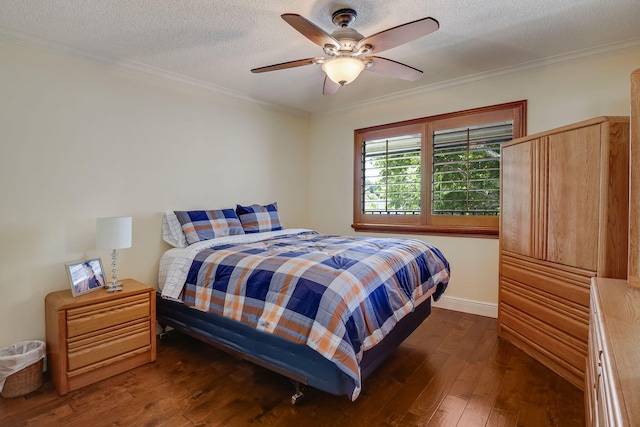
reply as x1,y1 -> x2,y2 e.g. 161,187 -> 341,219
45,278 -> 156,395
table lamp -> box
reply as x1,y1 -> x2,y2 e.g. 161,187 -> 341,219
96,216 -> 132,292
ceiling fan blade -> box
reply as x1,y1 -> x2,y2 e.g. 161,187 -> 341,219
251,58 -> 319,73
323,76 -> 341,95
357,17 -> 439,54
365,56 -> 423,81
281,14 -> 340,49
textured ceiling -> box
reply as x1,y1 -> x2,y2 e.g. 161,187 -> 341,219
1,0 -> 640,115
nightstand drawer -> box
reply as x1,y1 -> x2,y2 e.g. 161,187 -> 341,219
67,294 -> 150,338
67,320 -> 151,371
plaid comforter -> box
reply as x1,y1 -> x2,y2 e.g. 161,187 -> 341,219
179,231 -> 449,399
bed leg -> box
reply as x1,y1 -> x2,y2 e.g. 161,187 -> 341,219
290,381 -> 304,406
158,323 -> 170,341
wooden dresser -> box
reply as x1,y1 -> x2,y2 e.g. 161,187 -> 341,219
586,278 -> 640,426
45,279 -> 156,395
499,116 -> 630,390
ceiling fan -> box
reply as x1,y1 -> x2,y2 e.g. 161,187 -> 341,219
251,9 -> 440,95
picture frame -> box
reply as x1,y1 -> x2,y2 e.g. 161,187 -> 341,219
66,258 -> 106,297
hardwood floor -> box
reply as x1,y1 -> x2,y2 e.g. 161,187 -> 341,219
0,308 -> 585,426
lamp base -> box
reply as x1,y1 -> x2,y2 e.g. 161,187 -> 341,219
106,282 -> 123,293
106,248 -> 124,292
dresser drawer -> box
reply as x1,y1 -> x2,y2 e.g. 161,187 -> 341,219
501,252 -> 592,307
67,320 -> 151,371
500,277 -> 589,341
66,294 -> 150,338
500,302 -> 587,376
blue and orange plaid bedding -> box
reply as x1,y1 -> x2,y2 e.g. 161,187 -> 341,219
179,230 -> 449,399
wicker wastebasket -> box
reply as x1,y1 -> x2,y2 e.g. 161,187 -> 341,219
0,340 -> 45,398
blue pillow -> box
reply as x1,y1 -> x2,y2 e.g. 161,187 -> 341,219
235,203 -> 282,234
174,209 -> 244,244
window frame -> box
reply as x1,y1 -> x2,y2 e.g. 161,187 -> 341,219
352,100 -> 527,237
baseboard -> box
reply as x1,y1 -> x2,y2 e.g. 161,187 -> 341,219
432,295 -> 498,318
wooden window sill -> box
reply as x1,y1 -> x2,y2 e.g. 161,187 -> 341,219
351,223 -> 499,238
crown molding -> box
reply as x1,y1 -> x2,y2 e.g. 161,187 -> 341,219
2,24 -> 639,120
0,25 -> 309,118
313,36 -> 640,118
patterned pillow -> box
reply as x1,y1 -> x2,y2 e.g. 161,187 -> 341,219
174,209 -> 244,244
162,211 -> 188,248
235,202 -> 283,233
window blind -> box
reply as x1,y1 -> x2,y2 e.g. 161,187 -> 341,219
362,133 -> 422,215
432,121 -> 513,215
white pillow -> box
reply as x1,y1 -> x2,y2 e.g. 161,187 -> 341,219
162,211 -> 188,248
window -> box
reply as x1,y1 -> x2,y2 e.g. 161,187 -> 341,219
353,101 -> 526,236
431,121 -> 513,216
363,132 -> 422,215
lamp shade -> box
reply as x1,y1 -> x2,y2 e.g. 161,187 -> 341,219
96,216 -> 132,250
321,56 -> 365,86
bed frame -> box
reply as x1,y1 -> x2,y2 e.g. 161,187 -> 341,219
156,293 -> 432,403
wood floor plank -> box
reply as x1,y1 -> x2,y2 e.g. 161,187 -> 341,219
456,365 -> 506,426
487,331 -> 517,368
486,408 -> 519,427
436,317 -> 476,354
468,327 -> 500,365
494,350 -> 532,413
406,311 -> 494,422
113,394 -> 193,427
0,307 -> 585,427
375,350 -> 450,426
426,393 -> 467,426
449,328 -> 499,400
449,360 -> 483,401
380,343 -> 424,384
406,354 -> 468,420
400,412 -> 429,426
404,308 -> 459,349
0,382 -> 71,426
20,403 -> 75,427
452,317 -> 497,362
333,365 -> 405,426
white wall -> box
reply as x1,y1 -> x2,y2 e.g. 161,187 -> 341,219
0,40 -> 311,349
308,47 -> 640,316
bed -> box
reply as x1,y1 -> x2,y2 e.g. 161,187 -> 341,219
157,207 -> 450,403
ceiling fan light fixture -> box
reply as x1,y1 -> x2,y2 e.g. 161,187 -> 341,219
321,56 -> 365,86
255,12 -> 439,94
